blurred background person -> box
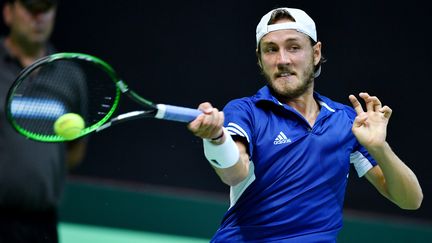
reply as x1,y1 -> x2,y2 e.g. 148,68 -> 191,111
0,0 -> 86,242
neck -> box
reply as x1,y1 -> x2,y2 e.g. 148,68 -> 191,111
284,88 -> 320,127
5,36 -> 47,67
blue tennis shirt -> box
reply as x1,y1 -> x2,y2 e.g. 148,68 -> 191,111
211,86 -> 377,242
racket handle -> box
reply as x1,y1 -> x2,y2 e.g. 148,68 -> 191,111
155,104 -> 202,123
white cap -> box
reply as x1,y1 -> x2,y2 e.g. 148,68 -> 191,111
256,8 -> 317,46
256,7 -> 321,77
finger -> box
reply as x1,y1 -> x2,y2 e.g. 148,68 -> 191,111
198,102 -> 213,114
214,110 -> 224,128
379,105 -> 392,119
202,108 -> 221,129
201,107 -> 219,124
367,96 -> 382,111
201,109 -> 225,139
187,114 -> 205,133
210,111 -> 225,139
359,92 -> 369,98
216,111 -> 225,132
352,113 -> 368,128
349,94 -> 364,114
359,92 -> 374,112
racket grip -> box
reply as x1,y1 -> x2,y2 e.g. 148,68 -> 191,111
155,104 -> 202,123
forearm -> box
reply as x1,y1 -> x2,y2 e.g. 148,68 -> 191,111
66,139 -> 87,169
214,146 -> 250,186
368,142 -> 423,209
188,103 -> 250,186
204,129 -> 250,186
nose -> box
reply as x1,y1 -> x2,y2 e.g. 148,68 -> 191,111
31,12 -> 45,21
277,50 -> 291,67
276,49 -> 291,66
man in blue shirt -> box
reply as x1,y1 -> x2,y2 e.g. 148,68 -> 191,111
188,7 -> 423,242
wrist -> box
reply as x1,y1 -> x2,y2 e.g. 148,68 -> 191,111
203,128 -> 239,168
365,141 -> 391,156
208,129 -> 225,144
365,141 -> 388,150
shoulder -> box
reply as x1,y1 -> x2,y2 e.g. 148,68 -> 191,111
46,42 -> 57,54
341,104 -> 357,120
316,93 -> 357,119
224,97 -> 255,113
0,37 -> 10,61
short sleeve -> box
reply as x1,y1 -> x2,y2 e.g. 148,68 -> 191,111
223,98 -> 255,157
343,104 -> 378,177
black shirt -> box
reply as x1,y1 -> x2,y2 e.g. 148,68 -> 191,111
0,37 -> 66,212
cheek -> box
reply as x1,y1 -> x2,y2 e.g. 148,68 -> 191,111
14,13 -> 32,26
260,56 -> 275,70
296,53 -> 315,69
42,12 -> 56,23
261,62 -> 275,77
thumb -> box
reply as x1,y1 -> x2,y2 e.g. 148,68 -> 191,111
198,102 -> 214,114
353,113 -> 368,128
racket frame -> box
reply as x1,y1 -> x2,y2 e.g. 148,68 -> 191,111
5,52 -> 200,142
5,53 -> 122,142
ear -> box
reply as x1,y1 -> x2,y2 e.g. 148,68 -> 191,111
3,4 -> 12,27
313,41 -> 322,66
256,48 -> 263,69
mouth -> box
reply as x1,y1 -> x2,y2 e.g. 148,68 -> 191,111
275,71 -> 295,79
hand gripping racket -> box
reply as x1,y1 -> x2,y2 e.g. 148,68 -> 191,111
5,53 -> 202,142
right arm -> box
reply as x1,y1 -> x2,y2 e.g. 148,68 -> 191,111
188,102 -> 250,186
213,139 -> 250,186
65,139 -> 88,169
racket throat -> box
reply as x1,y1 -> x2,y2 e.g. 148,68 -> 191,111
155,104 -> 167,119
96,110 -> 156,132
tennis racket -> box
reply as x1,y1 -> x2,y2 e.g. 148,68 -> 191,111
5,52 -> 202,142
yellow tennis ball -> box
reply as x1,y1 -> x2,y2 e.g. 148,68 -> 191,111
54,113 -> 85,140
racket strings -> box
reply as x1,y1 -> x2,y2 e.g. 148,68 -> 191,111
9,58 -> 118,138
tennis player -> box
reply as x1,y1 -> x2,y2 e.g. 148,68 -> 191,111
188,7 -> 423,242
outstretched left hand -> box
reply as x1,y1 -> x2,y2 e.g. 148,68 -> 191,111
349,92 -> 392,149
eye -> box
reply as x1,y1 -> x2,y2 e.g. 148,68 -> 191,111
288,45 -> 301,52
263,45 -> 278,53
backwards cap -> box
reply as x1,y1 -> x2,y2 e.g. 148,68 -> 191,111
255,7 -> 321,77
256,7 -> 317,46
7,0 -> 58,13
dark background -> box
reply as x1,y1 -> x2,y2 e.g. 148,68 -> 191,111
2,0 -> 430,222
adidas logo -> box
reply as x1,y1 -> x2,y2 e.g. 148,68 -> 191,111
273,131 -> 291,145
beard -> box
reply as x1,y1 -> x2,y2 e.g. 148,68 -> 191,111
262,61 -> 315,100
